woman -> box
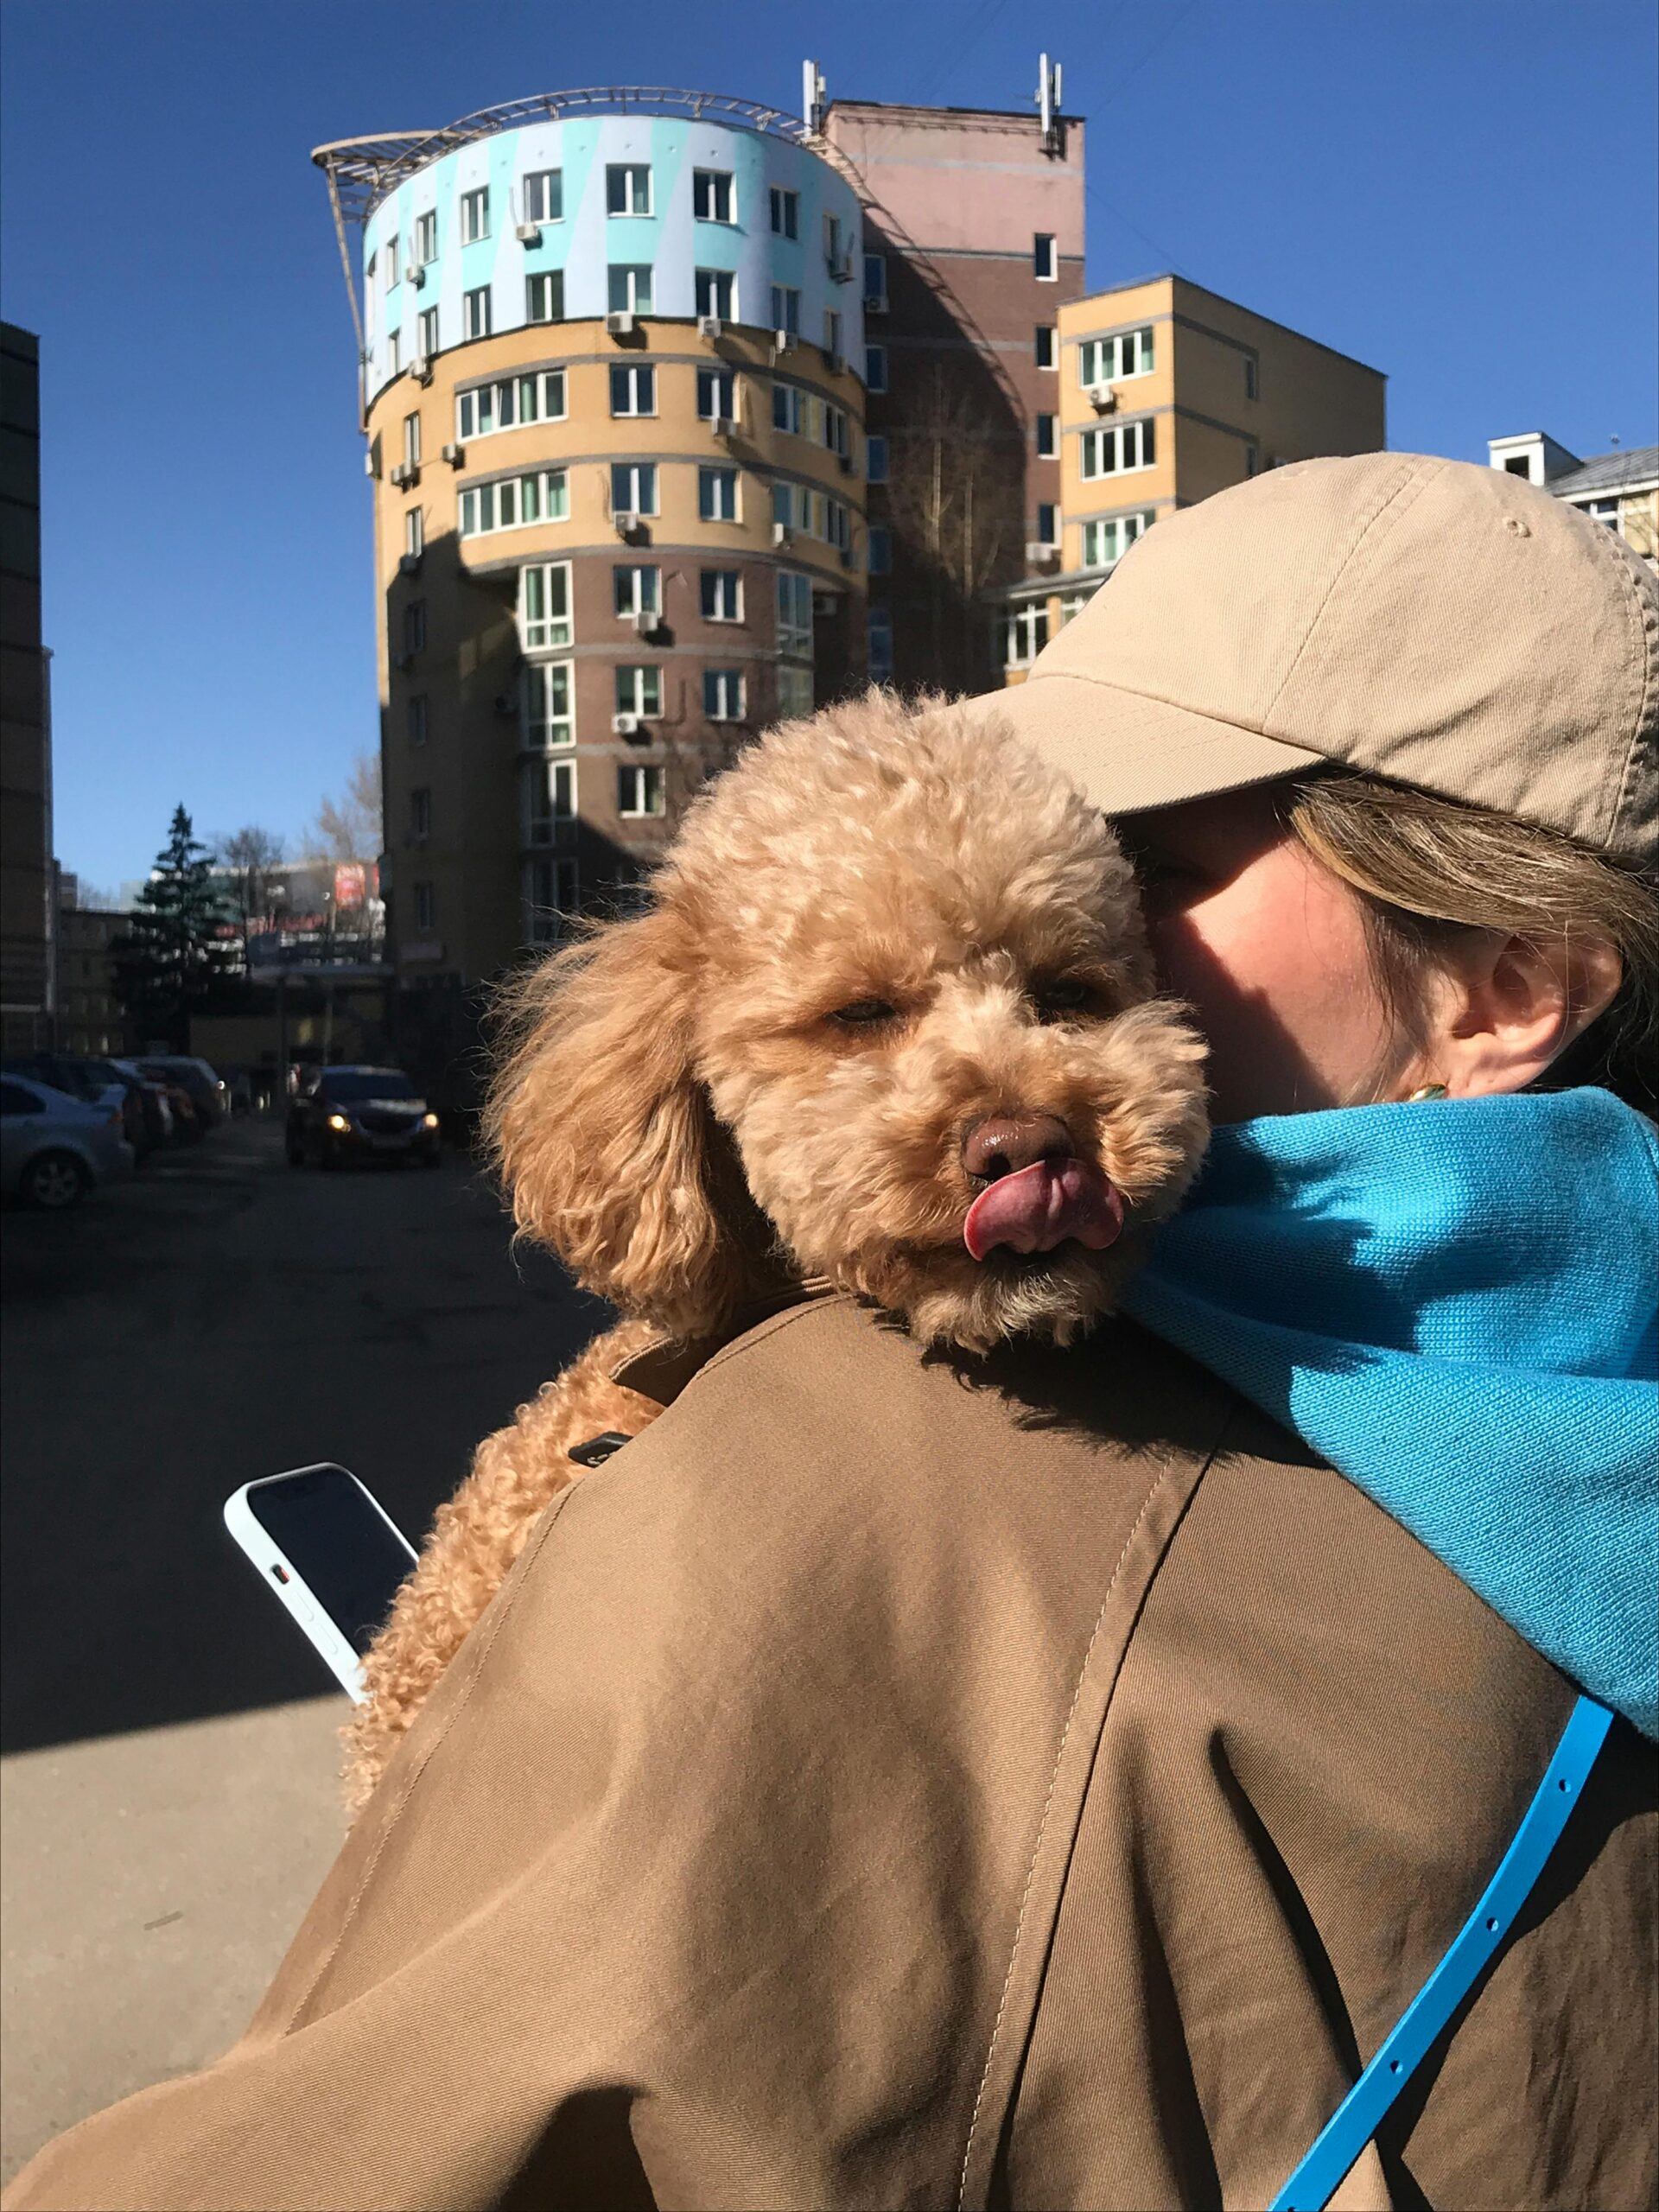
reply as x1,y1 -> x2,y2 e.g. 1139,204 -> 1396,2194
9,454 -> 1654,2212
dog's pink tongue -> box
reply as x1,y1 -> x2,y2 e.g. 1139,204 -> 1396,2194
963,1158 -> 1125,1262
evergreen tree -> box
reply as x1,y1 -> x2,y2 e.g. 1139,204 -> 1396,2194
112,806 -> 238,1049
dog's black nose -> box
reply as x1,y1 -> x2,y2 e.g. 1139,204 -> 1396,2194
962,1113 -> 1074,1182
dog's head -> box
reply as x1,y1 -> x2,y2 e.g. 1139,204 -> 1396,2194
487,693 -> 1209,1353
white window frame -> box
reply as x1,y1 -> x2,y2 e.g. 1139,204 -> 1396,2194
693,168 -> 735,224
702,569 -> 742,622
611,461 -> 658,518
458,469 -> 570,538
696,268 -> 736,321
606,164 -> 652,217
699,465 -> 740,523
456,369 -> 567,442
460,188 -> 490,244
615,665 -> 663,719
772,382 -> 807,436
1035,413 -> 1057,459
404,505 -> 423,558
1078,417 -> 1156,480
1080,510 -> 1154,568
607,264 -> 654,315
385,235 -> 402,289
775,569 -> 812,653
613,563 -> 661,618
1078,327 -> 1156,386
523,169 -> 563,224
463,286 -> 493,340
413,210 -> 437,266
518,561 -> 573,652
769,186 -> 798,239
702,667 -> 746,722
526,270 -> 565,325
387,329 -> 401,377
1033,232 -> 1057,281
696,365 -> 737,422
524,856 -> 579,944
617,763 -> 666,819
609,362 -> 657,418
823,308 -> 842,360
771,284 -> 801,336
523,756 -> 576,846
1035,323 -> 1057,370
418,305 -> 440,359
403,411 -> 422,466
1001,604 -> 1049,668
523,658 -> 575,749
865,343 -> 887,394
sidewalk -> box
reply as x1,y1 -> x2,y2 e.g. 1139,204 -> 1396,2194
1,1697 -> 345,2184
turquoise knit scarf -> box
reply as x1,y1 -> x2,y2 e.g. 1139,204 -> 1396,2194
1122,1089 -> 1659,1738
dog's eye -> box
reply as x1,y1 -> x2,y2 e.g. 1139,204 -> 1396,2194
1033,978 -> 1096,1022
831,998 -> 899,1027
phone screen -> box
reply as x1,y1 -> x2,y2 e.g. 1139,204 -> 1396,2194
245,1466 -> 413,1655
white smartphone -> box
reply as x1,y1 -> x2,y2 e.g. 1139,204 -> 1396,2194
224,1464 -> 418,1700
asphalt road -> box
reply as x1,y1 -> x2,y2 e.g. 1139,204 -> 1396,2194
1,1116 -> 609,2181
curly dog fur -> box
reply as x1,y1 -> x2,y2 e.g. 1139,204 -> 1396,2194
346,693 -> 1209,1808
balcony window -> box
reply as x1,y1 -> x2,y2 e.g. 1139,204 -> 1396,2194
523,757 -> 576,845
518,562 -> 572,652
1078,327 -> 1156,386
1080,512 -> 1154,567
459,469 -> 569,537
524,659 -> 575,748
1001,605 -> 1049,668
775,569 -> 811,652
1078,418 -> 1156,478
776,663 -> 813,719
457,370 -> 565,440
524,857 -> 578,944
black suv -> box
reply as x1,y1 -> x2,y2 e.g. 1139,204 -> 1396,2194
286,1066 -> 441,1169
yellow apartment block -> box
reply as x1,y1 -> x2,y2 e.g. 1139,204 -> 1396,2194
995,275 -> 1386,681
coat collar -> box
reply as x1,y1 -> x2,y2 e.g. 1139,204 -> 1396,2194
611,1280 -> 839,1408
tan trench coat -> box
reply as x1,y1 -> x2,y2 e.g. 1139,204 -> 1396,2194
8,1294 -> 1656,2211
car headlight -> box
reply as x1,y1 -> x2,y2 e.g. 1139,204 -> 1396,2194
326,1113 -> 351,1132
422,1112 -> 439,1128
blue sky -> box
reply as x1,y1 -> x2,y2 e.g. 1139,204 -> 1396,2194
3,0 -> 1655,897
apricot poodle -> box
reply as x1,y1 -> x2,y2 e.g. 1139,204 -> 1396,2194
346,691 -> 1209,1808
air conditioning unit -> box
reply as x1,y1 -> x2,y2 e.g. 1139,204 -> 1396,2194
772,328 -> 796,354
613,511 -> 640,539
515,222 -> 542,245
1025,541 -> 1059,566
442,441 -> 463,465
696,315 -> 723,340
711,416 -> 738,442
812,589 -> 836,616
865,289 -> 888,316
389,460 -> 416,488
771,521 -> 793,547
412,356 -> 434,385
363,449 -> 378,478
1087,385 -> 1117,413
830,352 -> 847,377
611,713 -> 641,737
408,262 -> 427,288
398,551 -> 423,575
626,607 -> 660,634
606,310 -> 637,337
493,693 -> 518,718
836,450 -> 853,475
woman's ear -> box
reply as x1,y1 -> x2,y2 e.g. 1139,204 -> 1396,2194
1427,927 -> 1624,1097
485,909 -> 759,1337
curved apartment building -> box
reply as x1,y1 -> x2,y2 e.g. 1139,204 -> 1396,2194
316,94 -> 868,984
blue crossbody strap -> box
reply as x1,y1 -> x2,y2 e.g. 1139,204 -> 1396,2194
1269,1693 -> 1615,2212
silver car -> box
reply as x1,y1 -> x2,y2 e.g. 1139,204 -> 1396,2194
0,1074 -> 136,1211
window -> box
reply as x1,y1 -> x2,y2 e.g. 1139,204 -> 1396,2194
518,561 -> 572,651
526,270 -> 565,324
699,465 -> 739,522
1245,449 -> 1258,478
1078,327 -> 1156,386
702,569 -> 742,622
693,168 -> 734,224
387,330 -> 402,376
459,469 -> 569,537
866,434 -> 888,484
776,569 -> 812,653
771,284 -> 801,337
407,695 -> 429,746
524,659 -> 575,747
615,665 -> 662,718
610,362 -> 657,416
824,496 -> 850,553
1578,497 -> 1622,529
618,764 -> 665,818
1035,413 -> 1057,459
461,188 -> 491,245
696,365 -> 736,422
385,235 -> 402,289
418,305 -> 440,359
456,369 -> 566,441
1035,324 -> 1057,370
403,600 -> 426,653
464,286 -> 492,340
1503,456 -> 1532,479
606,164 -> 652,216
1244,356 -> 1259,401
611,461 -> 658,517
776,663 -> 814,720
410,787 -> 431,842
608,264 -> 653,315
823,212 -> 842,268
1033,232 -> 1057,281
413,880 -> 435,932
823,308 -> 842,360
613,564 -> 660,617
413,210 -> 437,265
863,252 -> 887,310
524,758 -> 576,844
868,607 -> 893,683
772,481 -> 796,532
867,525 -> 892,575
865,343 -> 887,393
366,251 -> 377,290
1035,502 -> 1058,547
1001,605 -> 1049,668
523,168 -> 563,224
1059,592 -> 1090,626
772,381 -> 807,436
822,401 -> 849,458
1079,511 -> 1154,567
696,268 -> 735,321
403,411 -> 422,466
770,186 -> 798,238
524,857 -> 579,943
404,506 -> 423,558
703,668 -> 746,721
1078,418 -> 1157,478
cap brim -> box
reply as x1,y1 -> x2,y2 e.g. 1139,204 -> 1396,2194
959,672 -> 1325,815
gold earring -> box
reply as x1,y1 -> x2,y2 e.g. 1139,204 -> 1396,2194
1408,1081 -> 1449,1103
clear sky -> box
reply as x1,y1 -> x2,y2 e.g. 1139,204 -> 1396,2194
3,0 -> 1655,897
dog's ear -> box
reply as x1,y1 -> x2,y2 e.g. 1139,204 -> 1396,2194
485,908 -> 758,1336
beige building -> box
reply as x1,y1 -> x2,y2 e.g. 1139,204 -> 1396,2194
1487,434 -> 1656,568
994,274 -> 1387,678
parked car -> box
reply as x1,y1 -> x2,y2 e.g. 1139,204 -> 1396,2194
286,1066 -> 442,1170
130,1055 -> 227,1130
0,1074 -> 135,1210
0,1052 -> 149,1160
99,1058 -> 175,1148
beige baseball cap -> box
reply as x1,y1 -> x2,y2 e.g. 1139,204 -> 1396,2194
967,451 -> 1658,872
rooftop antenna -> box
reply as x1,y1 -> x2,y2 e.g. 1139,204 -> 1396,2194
1036,53 -> 1064,155
803,59 -> 827,134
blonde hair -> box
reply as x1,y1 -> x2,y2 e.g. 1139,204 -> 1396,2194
1284,773 -> 1659,1114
